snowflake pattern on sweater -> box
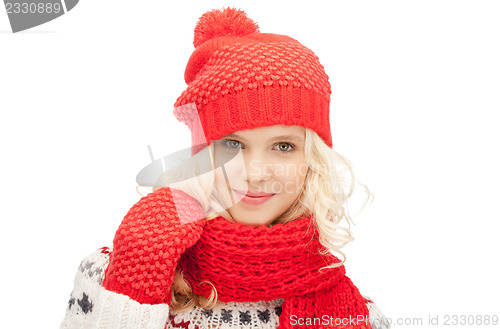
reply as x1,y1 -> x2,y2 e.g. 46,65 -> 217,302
60,247 -> 391,329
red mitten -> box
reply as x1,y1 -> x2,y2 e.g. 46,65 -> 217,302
102,187 -> 206,305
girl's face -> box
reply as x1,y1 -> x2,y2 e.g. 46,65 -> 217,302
213,125 -> 308,227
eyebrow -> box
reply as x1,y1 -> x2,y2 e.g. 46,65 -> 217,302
225,134 -> 304,142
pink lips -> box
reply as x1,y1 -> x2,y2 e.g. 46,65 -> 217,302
233,190 -> 275,205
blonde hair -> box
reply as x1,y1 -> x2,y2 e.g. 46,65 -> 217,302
138,128 -> 373,311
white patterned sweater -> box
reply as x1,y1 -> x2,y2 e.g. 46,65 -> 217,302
60,247 -> 391,329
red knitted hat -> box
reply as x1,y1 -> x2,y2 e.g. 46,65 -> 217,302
173,8 -> 333,154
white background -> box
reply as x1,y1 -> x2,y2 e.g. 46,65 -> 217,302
1,1 -> 499,328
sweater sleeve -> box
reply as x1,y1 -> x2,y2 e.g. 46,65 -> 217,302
363,295 -> 391,329
59,247 -> 169,329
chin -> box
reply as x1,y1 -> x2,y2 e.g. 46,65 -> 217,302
228,209 -> 276,227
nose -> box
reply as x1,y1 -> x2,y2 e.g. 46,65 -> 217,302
243,153 -> 272,184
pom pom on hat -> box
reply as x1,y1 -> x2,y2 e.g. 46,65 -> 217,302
193,7 -> 259,48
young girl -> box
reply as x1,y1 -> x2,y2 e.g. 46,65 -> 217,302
60,7 -> 390,329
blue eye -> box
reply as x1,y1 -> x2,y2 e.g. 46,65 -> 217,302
222,139 -> 242,149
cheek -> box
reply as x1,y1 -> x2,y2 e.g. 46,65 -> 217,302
284,176 -> 304,196
279,160 -> 307,183
269,177 -> 293,196
214,168 -> 229,196
214,155 -> 246,183
213,168 -> 244,206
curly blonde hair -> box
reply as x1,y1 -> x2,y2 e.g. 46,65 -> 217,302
138,127 -> 373,311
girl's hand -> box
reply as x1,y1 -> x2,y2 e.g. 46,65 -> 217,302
102,187 -> 206,305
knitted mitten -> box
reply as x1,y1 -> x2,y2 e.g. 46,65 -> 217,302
102,187 -> 206,305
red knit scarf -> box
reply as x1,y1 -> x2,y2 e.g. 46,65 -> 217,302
178,216 -> 372,329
